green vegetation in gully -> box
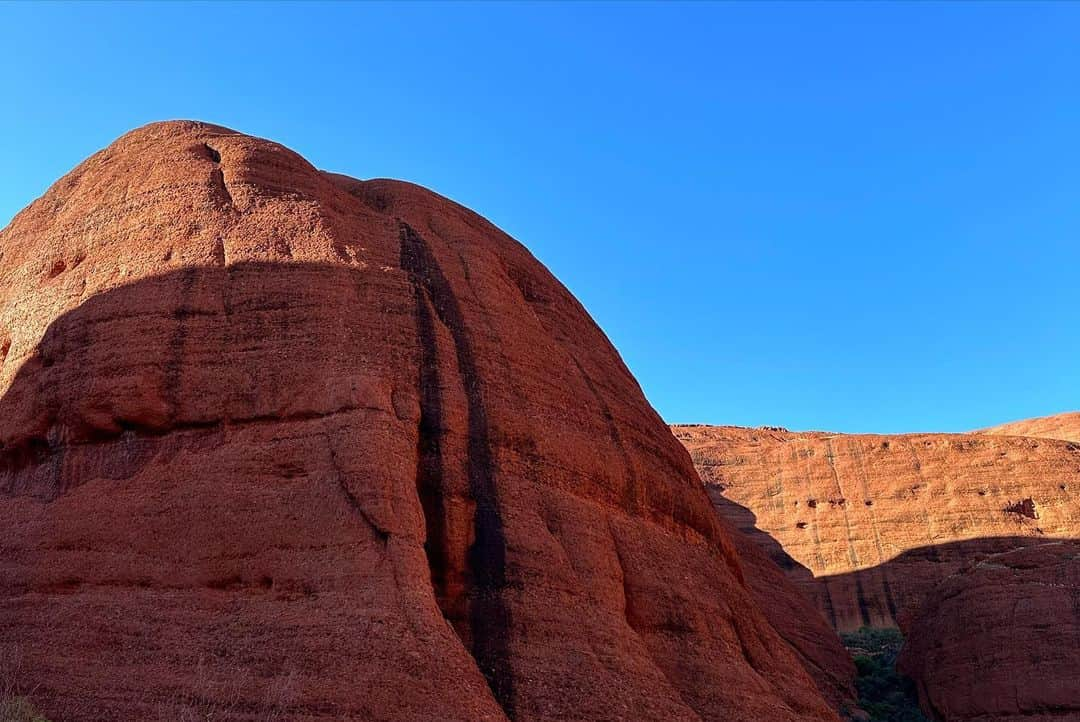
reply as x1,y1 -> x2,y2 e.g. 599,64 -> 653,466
842,627 -> 929,722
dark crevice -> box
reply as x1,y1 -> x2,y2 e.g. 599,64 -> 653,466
212,236 -> 227,266
164,267 -> 197,418
324,433 -> 390,543
854,575 -> 872,627
399,221 -> 515,718
821,578 -> 839,629
881,571 -> 900,621
410,276 -> 457,619
204,143 -> 234,209
203,143 -> 221,164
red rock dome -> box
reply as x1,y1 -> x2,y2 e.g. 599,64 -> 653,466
0,122 -> 844,721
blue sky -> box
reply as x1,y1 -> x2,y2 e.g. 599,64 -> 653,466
2,2 -> 1077,433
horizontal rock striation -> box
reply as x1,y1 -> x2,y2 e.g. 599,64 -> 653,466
0,122 -> 844,721
898,540 -> 1080,722
676,423 -> 1080,722
674,424 -> 1079,632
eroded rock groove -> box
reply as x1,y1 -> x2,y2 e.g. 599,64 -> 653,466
398,221 -> 515,718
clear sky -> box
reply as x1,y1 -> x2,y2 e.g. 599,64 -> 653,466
2,2 -> 1077,433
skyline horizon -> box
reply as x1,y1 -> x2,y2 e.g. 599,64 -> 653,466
3,2 -> 1077,434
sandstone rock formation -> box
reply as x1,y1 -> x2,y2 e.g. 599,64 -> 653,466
716,504 -> 857,713
981,411 -> 1080,444
676,423 -> 1080,722
0,122 -> 846,721
674,424 -> 1079,632
898,540 -> 1080,722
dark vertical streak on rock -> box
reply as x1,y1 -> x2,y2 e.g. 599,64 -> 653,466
880,571 -> 899,621
204,143 -> 234,209
164,267 -> 197,420
854,576 -> 872,627
399,222 -> 515,719
608,522 -> 640,633
409,272 -> 453,614
820,578 -> 839,629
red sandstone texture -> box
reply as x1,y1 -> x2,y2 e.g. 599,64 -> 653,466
676,423 -> 1080,722
898,540 -> 1080,722
0,122 -> 845,721
980,411 -> 1080,444
716,508 -> 857,712
674,424 -> 1079,632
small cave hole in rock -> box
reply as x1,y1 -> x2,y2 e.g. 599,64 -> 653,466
807,498 -> 818,508
204,143 -> 221,163
864,500 -> 874,507
796,521 -> 808,529
47,259 -> 67,279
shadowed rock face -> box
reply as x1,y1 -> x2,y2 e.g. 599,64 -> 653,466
980,412 -> 1080,444
0,122 -> 843,721
710,494 -> 857,713
674,424 -> 1079,632
676,424 -> 1080,722
897,540 -> 1080,722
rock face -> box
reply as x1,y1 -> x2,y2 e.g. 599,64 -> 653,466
981,411 -> 1080,444
674,424 -> 1079,632
676,423 -> 1080,722
716,504 -> 857,713
898,540 -> 1080,722
0,122 -> 844,721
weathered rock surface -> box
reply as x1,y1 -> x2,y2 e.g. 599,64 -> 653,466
713,495 -> 857,713
674,424 -> 1079,632
981,411 -> 1080,444
898,540 -> 1080,722
0,122 -> 844,721
676,423 -> 1080,722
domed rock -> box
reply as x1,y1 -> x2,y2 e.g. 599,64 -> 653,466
980,411 -> 1080,444
0,122 -> 843,721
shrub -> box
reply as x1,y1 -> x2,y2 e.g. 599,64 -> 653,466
841,627 -> 929,722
